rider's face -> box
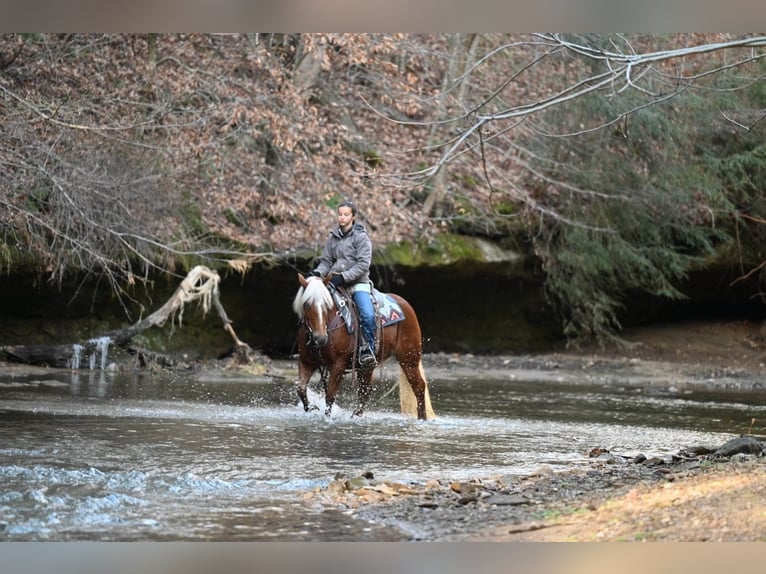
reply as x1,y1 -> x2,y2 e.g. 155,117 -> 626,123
337,206 -> 354,229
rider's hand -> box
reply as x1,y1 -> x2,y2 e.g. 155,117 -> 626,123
329,274 -> 345,287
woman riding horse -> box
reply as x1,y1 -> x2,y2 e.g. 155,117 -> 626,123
308,200 -> 377,367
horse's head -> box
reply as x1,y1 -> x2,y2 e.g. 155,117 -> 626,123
294,273 -> 335,347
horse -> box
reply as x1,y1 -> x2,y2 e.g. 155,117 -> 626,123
292,273 -> 435,420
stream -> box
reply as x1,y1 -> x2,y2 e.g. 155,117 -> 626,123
1,361 -> 760,541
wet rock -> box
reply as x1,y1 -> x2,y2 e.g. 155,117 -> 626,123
484,494 -> 531,506
594,452 -> 629,464
324,478 -> 347,496
528,465 -> 554,477
713,436 -> 763,458
345,476 -> 368,490
450,481 -> 480,495
680,445 -> 715,457
423,479 -> 442,492
730,453 -> 758,464
676,460 -> 701,472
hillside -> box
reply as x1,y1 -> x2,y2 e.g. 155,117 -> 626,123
3,33 -> 766,346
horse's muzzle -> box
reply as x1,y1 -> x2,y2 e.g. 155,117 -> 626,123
312,334 -> 328,347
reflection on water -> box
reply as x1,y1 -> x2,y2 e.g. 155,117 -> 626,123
0,365 -> 759,541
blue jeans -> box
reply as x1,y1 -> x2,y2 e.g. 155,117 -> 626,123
353,289 -> 376,350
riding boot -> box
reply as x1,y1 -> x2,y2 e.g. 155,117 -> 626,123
359,341 -> 376,367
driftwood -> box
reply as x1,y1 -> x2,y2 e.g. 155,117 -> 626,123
0,265 -> 254,369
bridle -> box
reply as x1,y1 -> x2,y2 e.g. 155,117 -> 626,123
301,296 -> 335,348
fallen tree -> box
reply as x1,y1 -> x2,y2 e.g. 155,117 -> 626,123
0,265 -> 255,369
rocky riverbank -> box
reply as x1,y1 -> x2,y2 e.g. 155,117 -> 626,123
296,319 -> 766,541
301,435 -> 766,542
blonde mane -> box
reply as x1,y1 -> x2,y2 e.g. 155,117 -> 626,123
292,276 -> 334,319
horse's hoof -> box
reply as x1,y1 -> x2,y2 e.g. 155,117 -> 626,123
306,405 -> 319,412
352,408 -> 364,417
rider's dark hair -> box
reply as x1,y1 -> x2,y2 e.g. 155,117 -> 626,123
337,200 -> 357,216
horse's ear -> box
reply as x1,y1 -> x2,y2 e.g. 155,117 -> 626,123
298,273 -> 308,287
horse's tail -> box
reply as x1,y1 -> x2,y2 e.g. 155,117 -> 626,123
398,360 -> 436,420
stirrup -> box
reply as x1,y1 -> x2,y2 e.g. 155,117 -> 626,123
359,346 -> 377,366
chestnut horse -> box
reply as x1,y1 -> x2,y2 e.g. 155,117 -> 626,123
292,273 -> 435,420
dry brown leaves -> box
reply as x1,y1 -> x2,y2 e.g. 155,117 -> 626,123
489,460 -> 766,542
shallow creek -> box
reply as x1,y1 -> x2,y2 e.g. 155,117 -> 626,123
1,361 -> 759,541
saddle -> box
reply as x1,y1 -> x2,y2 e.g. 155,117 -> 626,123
330,285 -> 405,337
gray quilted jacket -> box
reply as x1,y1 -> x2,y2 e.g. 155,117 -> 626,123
313,222 -> 372,285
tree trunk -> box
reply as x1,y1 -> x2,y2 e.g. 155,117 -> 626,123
422,33 -> 480,217
293,34 -> 325,94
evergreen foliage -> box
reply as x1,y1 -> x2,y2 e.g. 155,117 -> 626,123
519,47 -> 756,345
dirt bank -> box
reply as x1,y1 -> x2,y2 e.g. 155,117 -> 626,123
421,318 -> 766,388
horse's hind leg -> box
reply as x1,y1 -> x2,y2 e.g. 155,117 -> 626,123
400,360 -> 429,420
352,370 -> 374,417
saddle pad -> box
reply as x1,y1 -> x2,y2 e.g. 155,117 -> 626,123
373,291 -> 405,327
332,288 -> 406,333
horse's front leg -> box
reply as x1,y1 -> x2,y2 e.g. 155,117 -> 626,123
323,363 -> 347,417
296,362 -> 319,413
352,370 -> 374,417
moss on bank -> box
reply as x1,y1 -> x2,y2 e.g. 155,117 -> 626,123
376,233 -> 522,267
